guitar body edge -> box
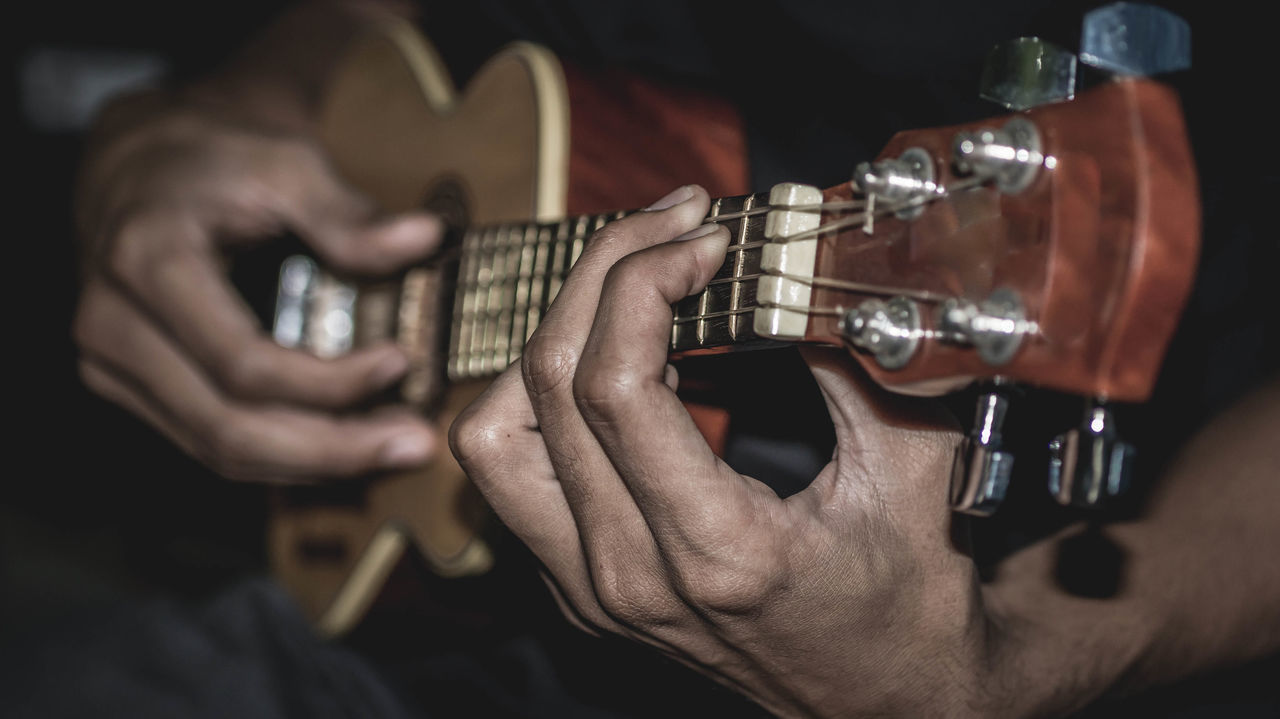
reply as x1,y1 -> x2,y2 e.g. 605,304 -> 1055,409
266,19 -> 568,635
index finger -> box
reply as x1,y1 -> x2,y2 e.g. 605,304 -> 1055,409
572,221 -> 778,546
103,208 -> 409,408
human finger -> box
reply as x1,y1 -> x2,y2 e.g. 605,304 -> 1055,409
102,207 -> 413,409
572,222 -> 787,561
74,279 -> 436,481
520,187 -> 710,548
256,140 -> 444,275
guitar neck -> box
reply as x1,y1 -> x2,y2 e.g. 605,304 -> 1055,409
443,191 -> 777,382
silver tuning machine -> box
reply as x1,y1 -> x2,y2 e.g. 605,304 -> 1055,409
837,296 -> 921,371
1048,398 -> 1136,508
951,390 -> 1015,515
951,117 -> 1044,195
853,147 -> 937,219
936,288 -> 1030,366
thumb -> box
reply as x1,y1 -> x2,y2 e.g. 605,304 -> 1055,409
316,211 -> 446,275
800,346 -> 959,512
273,148 -> 445,275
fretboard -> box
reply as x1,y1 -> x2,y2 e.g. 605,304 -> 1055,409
447,192 -> 773,381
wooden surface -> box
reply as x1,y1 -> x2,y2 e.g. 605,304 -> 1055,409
807,79 -> 1199,402
267,20 -> 749,633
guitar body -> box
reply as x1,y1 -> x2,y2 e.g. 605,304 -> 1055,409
267,19 -> 748,634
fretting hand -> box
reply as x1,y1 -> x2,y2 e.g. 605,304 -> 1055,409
451,184 -> 990,717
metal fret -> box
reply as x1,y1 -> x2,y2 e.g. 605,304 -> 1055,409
670,192 -> 770,353
447,196 -> 773,379
490,226 -> 520,370
509,224 -> 537,365
526,225 -> 554,347
468,226 -> 497,377
450,229 -> 480,379
547,218 -> 573,306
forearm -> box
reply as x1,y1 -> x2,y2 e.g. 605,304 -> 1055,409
984,377 -> 1280,716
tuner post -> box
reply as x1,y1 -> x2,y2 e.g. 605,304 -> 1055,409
950,390 -> 1015,516
853,147 -> 937,219
1048,398 -> 1136,508
951,116 -> 1044,195
838,296 -> 921,371
936,288 -> 1031,366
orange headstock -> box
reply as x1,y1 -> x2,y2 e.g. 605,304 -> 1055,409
756,77 -> 1199,403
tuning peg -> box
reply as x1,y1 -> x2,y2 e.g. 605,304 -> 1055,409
838,296 -> 922,370
950,391 -> 1015,516
979,37 -> 1077,110
1048,399 -> 1136,508
1080,2 -> 1191,76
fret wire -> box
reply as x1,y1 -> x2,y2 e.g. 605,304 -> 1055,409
527,225 -> 553,344
480,226 -> 503,375
492,225 -> 522,369
695,199 -> 724,345
467,226 -> 496,377
451,228 -> 480,377
544,218 -> 572,305
729,193 -> 754,340
509,224 -> 537,364
443,193 -> 926,372
489,225 -> 511,375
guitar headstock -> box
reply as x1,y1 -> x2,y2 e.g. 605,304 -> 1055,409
753,76 -> 1199,511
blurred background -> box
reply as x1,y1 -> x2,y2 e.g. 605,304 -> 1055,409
5,1 -> 1277,717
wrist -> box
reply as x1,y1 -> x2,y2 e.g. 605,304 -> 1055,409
977,550 -> 1163,718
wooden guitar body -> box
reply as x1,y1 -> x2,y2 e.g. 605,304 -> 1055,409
267,19 -> 748,634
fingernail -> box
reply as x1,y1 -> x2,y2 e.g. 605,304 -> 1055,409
672,223 -> 722,242
379,433 -> 434,468
369,351 -> 409,389
644,185 -> 694,211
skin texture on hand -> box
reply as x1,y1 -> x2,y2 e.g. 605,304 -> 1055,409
451,185 -> 992,717
453,184 -> 1280,717
72,1 -> 443,483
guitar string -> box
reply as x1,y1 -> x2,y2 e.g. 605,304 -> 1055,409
453,178 -> 993,360
454,175 -> 987,294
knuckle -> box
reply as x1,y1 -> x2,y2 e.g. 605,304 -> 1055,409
213,346 -> 269,398
572,361 -> 640,421
583,224 -> 626,256
198,413 -> 256,479
601,251 -> 651,296
672,561 -> 774,615
591,558 -> 680,628
669,534 -> 790,614
448,403 -> 505,476
521,334 -> 580,398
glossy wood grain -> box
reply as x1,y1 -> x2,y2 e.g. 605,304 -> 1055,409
807,79 -> 1198,402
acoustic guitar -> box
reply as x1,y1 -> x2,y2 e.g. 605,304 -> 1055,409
263,17 -> 1199,636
